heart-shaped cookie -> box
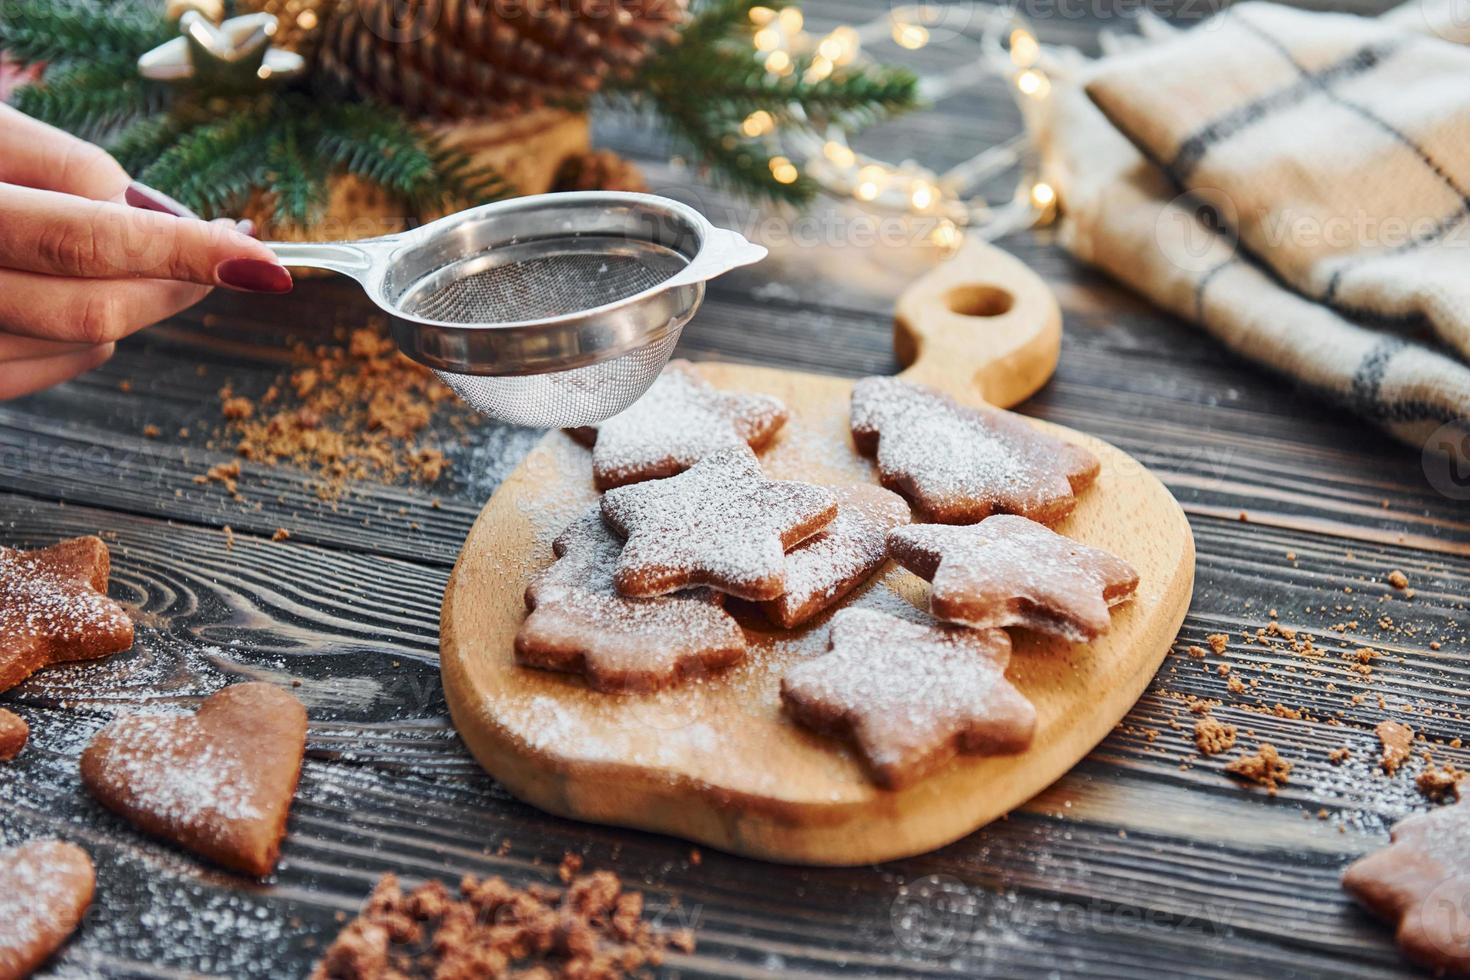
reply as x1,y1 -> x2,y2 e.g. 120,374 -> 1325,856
0,839 -> 94,980
80,683 -> 307,876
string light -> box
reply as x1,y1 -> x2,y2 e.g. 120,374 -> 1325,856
735,2 -> 1054,244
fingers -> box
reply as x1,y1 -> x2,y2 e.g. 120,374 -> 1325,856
0,183 -> 291,291
0,103 -> 130,202
0,344 -> 115,400
0,267 -> 212,344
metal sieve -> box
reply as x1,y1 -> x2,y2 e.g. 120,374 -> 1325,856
267,192 -> 766,427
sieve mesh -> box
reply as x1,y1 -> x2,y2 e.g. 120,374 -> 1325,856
401,245 -> 680,324
433,328 -> 683,428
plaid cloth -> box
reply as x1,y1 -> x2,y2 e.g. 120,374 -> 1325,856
1038,1 -> 1470,449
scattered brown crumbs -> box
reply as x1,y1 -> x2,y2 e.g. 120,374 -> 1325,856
1375,720 -> 1415,775
1194,716 -> 1237,756
1387,570 -> 1409,590
118,379 -> 132,392
195,460 -> 242,497
1225,743 -> 1292,795
272,528 -> 291,542
1206,633 -> 1229,655
1417,765 -> 1465,804
207,325 -> 469,500
222,525 -> 235,550
1328,747 -> 1351,765
311,861 -> 695,979
1187,645 -> 1208,659
142,424 -> 160,439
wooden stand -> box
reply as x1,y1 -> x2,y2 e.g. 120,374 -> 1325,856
440,238 -> 1196,865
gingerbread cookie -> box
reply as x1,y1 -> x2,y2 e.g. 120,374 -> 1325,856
1342,800 -> 1470,976
602,446 -> 837,600
570,359 -> 788,490
80,682 -> 307,876
780,608 -> 1035,789
850,377 -> 1099,525
516,509 -> 746,691
759,485 -> 911,629
0,536 -> 134,693
888,515 -> 1139,641
0,708 -> 27,761
0,839 -> 94,979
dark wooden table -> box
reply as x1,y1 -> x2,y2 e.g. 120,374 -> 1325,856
5,1 -> 1464,976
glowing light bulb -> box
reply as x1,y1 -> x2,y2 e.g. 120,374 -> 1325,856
828,26 -> 859,64
1016,69 -> 1049,97
1010,29 -> 1039,67
804,55 -> 833,82
823,140 -> 856,168
892,21 -> 929,49
764,50 -> 792,75
855,182 -> 880,202
1031,181 -> 1056,207
749,6 -> 776,25
857,164 -> 888,186
741,111 -> 774,137
777,6 -> 803,33
754,26 -> 780,51
296,9 -> 317,29
770,156 -> 799,184
931,219 -> 962,249
911,182 -> 935,210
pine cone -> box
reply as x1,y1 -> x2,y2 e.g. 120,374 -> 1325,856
553,149 -> 647,193
317,0 -> 688,120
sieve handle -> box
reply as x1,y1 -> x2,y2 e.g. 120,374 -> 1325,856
266,240 -> 391,280
662,227 -> 767,289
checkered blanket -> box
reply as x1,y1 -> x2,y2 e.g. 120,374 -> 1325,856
1040,0 -> 1470,449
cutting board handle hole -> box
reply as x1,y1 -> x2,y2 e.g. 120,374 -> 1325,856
944,284 -> 1014,318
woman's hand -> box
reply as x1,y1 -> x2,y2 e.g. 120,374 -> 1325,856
0,103 -> 293,398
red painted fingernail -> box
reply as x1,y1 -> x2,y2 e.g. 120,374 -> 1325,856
125,181 -> 198,220
216,258 -> 293,294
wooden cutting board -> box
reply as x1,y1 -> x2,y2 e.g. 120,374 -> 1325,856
441,238 -> 1195,865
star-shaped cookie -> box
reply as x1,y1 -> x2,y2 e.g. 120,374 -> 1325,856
601,446 -> 837,600
515,508 -> 747,691
1342,801 -> 1470,977
887,515 -> 1139,641
780,608 -> 1035,789
759,484 -> 911,629
0,536 -> 134,693
570,359 -> 789,490
850,377 -> 1099,525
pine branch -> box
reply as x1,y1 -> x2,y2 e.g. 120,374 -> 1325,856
265,123 -> 328,227
109,114 -> 197,174
313,101 -> 438,196
0,0 -> 169,66
11,59 -> 155,137
660,103 -> 816,206
138,106 -> 277,218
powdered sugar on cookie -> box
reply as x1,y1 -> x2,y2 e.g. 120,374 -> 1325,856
570,360 -> 788,490
888,515 -> 1138,641
780,607 -> 1035,788
761,484 -> 911,629
850,377 -> 1099,525
516,509 -> 747,691
0,839 -> 95,979
602,446 -> 836,600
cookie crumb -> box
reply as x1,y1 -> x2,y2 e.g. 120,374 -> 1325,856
1416,765 -> 1465,804
272,528 -> 291,542
1225,743 -> 1292,795
1328,747 -> 1351,765
312,864 -> 694,979
1206,633 -> 1229,655
1375,720 -> 1414,775
1194,716 -> 1237,756
1387,570 -> 1409,590
142,424 -> 160,439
